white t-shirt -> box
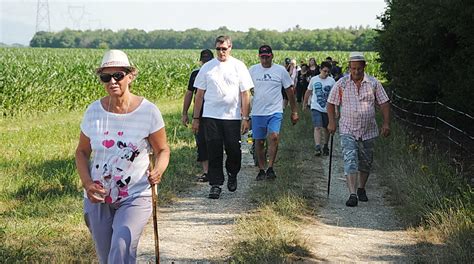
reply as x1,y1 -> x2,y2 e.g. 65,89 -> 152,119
193,57 -> 254,120
249,63 -> 293,116
308,75 -> 336,112
80,98 -> 164,203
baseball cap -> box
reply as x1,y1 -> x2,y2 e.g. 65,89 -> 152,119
258,45 -> 273,56
200,49 -> 214,62
348,52 -> 365,62
284,58 -> 291,64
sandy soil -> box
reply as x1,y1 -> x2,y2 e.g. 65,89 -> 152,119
137,139 -> 257,263
137,134 -> 417,263
299,134 -> 417,262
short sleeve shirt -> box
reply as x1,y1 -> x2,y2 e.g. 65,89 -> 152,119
187,69 -> 204,117
187,69 -> 199,92
194,57 -> 254,120
80,99 -> 164,203
327,74 -> 389,140
307,75 -> 336,113
249,63 -> 293,116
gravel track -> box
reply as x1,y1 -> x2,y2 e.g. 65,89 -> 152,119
137,134 -> 417,263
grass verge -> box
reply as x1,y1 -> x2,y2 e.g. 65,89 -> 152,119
0,99 -> 200,262
374,119 -> 473,263
230,109 -> 317,263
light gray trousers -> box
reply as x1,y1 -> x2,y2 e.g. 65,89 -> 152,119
84,196 -> 152,264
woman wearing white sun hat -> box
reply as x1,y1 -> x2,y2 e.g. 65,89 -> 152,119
75,49 -> 170,263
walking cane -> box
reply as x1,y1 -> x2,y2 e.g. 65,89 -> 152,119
148,152 -> 160,264
327,134 -> 334,197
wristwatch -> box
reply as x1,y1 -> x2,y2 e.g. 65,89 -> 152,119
242,116 -> 250,121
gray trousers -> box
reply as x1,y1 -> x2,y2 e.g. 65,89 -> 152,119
84,196 -> 152,264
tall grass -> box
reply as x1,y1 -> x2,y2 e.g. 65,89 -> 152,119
230,110 -> 316,263
0,99 -> 200,262
374,120 -> 473,262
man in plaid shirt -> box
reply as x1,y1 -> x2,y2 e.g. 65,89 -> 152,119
327,52 -> 391,207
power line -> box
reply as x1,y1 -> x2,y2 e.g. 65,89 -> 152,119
36,0 -> 51,32
68,5 -> 85,30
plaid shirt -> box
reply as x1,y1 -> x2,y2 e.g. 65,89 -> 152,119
327,74 -> 389,140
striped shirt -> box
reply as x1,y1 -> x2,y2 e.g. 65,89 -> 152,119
327,74 -> 389,140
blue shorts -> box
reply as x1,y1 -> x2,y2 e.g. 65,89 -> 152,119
340,134 -> 375,175
251,113 -> 283,140
311,109 -> 329,128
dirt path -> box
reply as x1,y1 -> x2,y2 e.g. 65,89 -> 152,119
137,139 -> 256,263
137,134 -> 417,263
301,134 -> 417,262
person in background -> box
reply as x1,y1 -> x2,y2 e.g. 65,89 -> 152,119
303,61 -> 335,156
327,52 -> 391,207
181,49 -> 214,182
295,63 -> 310,103
283,58 -> 297,108
192,36 -> 253,199
289,59 -> 298,84
249,45 -> 299,181
308,57 -> 320,78
75,49 -> 170,263
326,56 -> 343,81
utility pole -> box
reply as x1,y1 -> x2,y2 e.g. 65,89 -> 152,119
68,5 -> 85,30
36,0 -> 51,32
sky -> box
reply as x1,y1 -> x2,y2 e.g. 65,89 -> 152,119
0,0 -> 388,45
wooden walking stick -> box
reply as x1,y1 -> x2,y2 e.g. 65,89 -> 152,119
148,152 -> 160,264
327,134 -> 334,198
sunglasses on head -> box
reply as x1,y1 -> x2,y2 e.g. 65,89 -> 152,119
99,72 -> 126,82
215,47 -> 229,51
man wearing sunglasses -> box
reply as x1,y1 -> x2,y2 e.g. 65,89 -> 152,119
249,45 -> 299,181
192,36 -> 254,199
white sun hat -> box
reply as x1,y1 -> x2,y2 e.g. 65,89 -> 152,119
348,52 -> 366,62
96,50 -> 135,72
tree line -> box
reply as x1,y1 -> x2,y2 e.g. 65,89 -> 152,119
377,0 -> 474,116
29,26 -> 377,51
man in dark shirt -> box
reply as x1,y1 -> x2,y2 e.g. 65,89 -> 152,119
181,49 -> 214,182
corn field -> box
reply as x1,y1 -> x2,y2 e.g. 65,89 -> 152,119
0,48 -> 383,117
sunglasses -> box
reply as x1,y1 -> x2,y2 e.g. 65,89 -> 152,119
215,47 -> 229,51
99,72 -> 126,82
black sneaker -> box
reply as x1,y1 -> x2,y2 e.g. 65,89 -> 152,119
197,173 -> 209,182
208,185 -> 222,199
256,169 -> 266,181
315,146 -> 322,156
227,172 -> 237,192
323,145 -> 329,156
345,194 -> 358,207
266,167 -> 276,180
357,188 -> 368,202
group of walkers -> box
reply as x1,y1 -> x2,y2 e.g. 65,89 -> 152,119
75,35 -> 391,263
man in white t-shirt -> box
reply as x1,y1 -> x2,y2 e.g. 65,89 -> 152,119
249,45 -> 299,181
192,36 -> 253,199
303,61 -> 336,156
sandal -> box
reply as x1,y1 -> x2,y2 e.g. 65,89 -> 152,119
197,173 -> 209,182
